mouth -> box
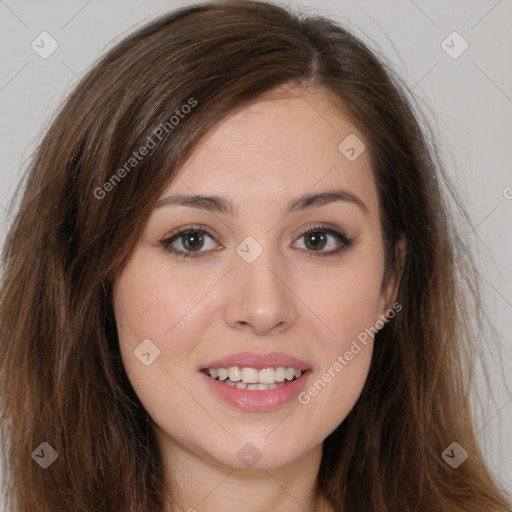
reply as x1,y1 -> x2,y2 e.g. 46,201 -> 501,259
199,353 -> 313,412
199,352 -> 313,411
201,366 -> 306,390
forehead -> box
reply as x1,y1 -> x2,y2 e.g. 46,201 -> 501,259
159,88 -> 378,214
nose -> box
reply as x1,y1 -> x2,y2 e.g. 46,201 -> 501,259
223,249 -> 298,336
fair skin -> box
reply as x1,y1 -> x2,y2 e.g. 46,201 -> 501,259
113,87 -> 403,512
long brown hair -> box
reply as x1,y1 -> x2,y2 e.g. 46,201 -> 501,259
1,1 -> 510,510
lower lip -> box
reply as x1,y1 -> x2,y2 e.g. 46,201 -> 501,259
200,370 -> 312,412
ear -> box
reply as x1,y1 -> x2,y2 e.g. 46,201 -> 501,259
377,234 -> 406,316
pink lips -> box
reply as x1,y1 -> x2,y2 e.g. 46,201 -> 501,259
199,351 -> 313,412
200,370 -> 311,412
201,351 -> 312,371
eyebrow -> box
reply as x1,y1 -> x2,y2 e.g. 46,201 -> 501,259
155,188 -> 370,217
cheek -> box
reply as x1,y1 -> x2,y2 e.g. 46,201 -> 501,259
296,255 -> 384,349
112,261 -> 211,433
292,255 -> 383,423
296,293 -> 376,436
113,255 -> 212,358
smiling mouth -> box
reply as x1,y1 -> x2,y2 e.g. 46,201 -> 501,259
201,366 -> 305,390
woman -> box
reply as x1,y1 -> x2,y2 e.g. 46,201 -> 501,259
1,1 -> 510,510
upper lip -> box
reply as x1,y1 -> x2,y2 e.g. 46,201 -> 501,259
201,351 -> 312,371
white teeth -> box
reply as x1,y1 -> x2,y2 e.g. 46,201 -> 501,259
206,365 -> 305,387
275,367 -> 286,382
241,367 -> 259,384
258,368 -> 275,384
228,367 -> 241,382
235,381 -> 285,391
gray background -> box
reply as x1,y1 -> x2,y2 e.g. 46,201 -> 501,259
0,0 -> 511,503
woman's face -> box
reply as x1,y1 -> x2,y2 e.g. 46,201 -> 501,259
113,87 -> 400,471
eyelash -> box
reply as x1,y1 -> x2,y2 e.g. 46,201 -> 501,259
159,223 -> 355,260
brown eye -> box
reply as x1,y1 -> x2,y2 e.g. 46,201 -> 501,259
294,225 -> 355,257
303,231 -> 328,251
160,225 -> 220,260
180,231 -> 205,251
